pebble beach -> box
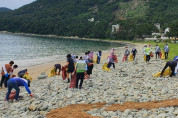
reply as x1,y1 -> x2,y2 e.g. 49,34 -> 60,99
0,43 -> 178,118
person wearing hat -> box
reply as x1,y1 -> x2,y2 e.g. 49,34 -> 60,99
161,59 -> 178,77
6,77 -> 33,102
163,44 -> 169,59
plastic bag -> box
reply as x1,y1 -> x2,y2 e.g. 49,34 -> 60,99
128,54 -> 134,61
114,55 -> 118,63
62,66 -> 67,80
102,63 -> 110,71
122,55 -> 127,62
150,52 -> 154,57
5,73 -> 9,78
161,51 -> 165,60
153,67 -> 171,77
23,72 -> 32,82
48,67 -> 56,77
69,71 -> 76,88
144,55 -> 146,61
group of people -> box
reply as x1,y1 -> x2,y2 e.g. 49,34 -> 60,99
155,44 -> 169,59
54,51 -> 102,89
0,44 -> 177,103
0,61 -> 32,102
144,44 -> 178,77
143,44 -> 170,63
106,47 -> 138,70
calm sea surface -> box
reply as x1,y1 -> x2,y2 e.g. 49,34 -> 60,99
0,33 -> 124,70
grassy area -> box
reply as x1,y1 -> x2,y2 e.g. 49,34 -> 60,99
132,40 -> 178,61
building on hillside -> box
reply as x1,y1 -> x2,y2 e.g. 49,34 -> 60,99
152,33 -> 162,36
88,18 -> 94,22
111,24 -> 120,33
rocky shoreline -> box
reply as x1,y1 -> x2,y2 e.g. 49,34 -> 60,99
0,44 -> 178,118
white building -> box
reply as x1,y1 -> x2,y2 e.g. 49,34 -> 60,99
111,24 -> 120,33
88,18 -> 94,22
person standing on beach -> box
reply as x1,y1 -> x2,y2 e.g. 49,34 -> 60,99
75,57 -> 87,89
6,77 -> 33,102
107,52 -> 115,69
12,65 -> 18,77
131,48 -> 137,60
163,44 -> 169,59
88,51 -> 94,63
66,54 -> 74,83
124,47 -> 130,61
155,44 -> 161,59
144,45 -> 152,63
97,51 -> 102,64
0,61 -> 14,88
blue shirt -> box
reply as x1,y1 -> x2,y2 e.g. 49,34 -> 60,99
10,77 -> 31,94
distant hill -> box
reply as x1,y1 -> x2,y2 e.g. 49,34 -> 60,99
0,0 -> 178,40
0,7 -> 12,12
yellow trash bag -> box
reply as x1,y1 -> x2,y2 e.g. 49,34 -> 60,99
161,51 -> 165,60
144,55 -> 146,61
48,67 -> 56,77
23,72 -> 32,82
128,54 -> 134,61
93,56 -> 97,63
102,63 -> 110,71
153,67 -> 171,77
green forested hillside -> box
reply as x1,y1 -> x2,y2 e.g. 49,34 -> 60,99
0,0 -> 178,40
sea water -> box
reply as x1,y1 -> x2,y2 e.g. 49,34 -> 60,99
0,33 -> 124,70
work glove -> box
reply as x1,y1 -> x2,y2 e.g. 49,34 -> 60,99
30,94 -> 33,98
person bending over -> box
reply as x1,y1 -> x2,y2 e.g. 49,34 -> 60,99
6,77 -> 33,102
161,60 -> 178,77
54,64 -> 61,75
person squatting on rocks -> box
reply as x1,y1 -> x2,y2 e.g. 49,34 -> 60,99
144,45 -> 152,63
161,59 -> 178,77
97,51 -> 102,64
163,44 -> 169,59
124,47 -> 130,61
75,56 -> 87,89
0,61 -> 14,88
18,69 -> 27,78
155,44 -> 161,59
66,54 -> 74,83
6,77 -> 33,102
131,48 -> 137,60
54,64 -> 61,75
